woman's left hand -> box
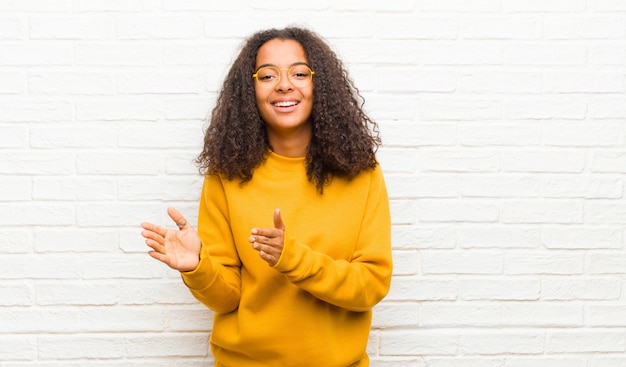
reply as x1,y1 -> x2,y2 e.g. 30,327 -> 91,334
250,208 -> 285,266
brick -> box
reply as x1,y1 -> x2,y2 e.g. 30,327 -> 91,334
163,0 -> 246,11
125,333 -> 209,357
504,43 -> 586,65
426,358 -> 504,367
592,151 -> 626,173
120,281 -> 197,305
587,253 -> 626,274
590,97 -> 626,119
502,200 -> 583,224
76,43 -> 162,66
0,70 -> 26,93
35,282 -> 118,306
505,252 -> 584,275
378,148 -> 419,173
543,122 -> 624,147
459,122 -> 542,146
73,0 -> 161,12
460,331 -> 544,355
117,15 -> 203,40
462,17 -> 542,39
501,303 -> 583,326
545,71 -> 625,93
504,0 -> 586,11
421,304 -> 502,326
33,177 -> 116,201
116,177 -> 203,201
585,202 -> 626,224
460,174 -> 541,198
0,255 -> 81,280
541,227 -> 622,249
0,335 -> 36,361
391,225 -> 456,249
75,151 -> 162,175
0,150 -> 76,175
378,68 -> 456,93
376,16 -> 457,39
117,71 -> 205,94
0,42 -> 73,66
389,200 -> 418,225
546,16 -> 626,39
543,279 -> 621,300
594,0 -> 626,11
0,0 -> 68,11
0,177 -> 31,200
380,330 -> 458,356
422,42 -> 502,65
503,97 -> 587,119
76,97 -> 162,121
81,254 -> 167,279
502,150 -> 585,173
459,279 -> 539,300
30,126 -> 117,148
421,250 -> 504,274
540,175 -> 623,199
0,204 -> 74,226
420,149 -> 500,172
0,100 -> 72,122
459,72 -> 542,93
386,277 -> 457,301
419,98 -> 501,120
0,284 -> 33,306
589,42 -> 626,65
117,122 -> 204,149
372,302 -> 420,328
421,0 -> 501,12
390,250 -> 419,275
29,71 -> 115,95
458,226 -> 540,249
334,40 -> 419,64
507,357 -> 587,367
418,199 -> 499,223
378,121 -> 457,147
34,228 -> 118,253
0,230 -> 31,254
546,331 -> 626,353
30,16 -> 114,39
385,174 -> 457,198
38,335 -> 126,359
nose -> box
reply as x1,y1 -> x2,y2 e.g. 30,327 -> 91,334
275,69 -> 294,92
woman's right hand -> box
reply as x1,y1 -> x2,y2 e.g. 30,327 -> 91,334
141,207 -> 202,272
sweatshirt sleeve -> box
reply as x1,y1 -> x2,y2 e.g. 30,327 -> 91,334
180,175 -> 241,314
272,166 -> 392,312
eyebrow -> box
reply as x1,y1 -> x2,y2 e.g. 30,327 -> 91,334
255,61 -> 310,70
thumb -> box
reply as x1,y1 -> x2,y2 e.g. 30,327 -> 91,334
273,208 -> 285,230
167,207 -> 190,230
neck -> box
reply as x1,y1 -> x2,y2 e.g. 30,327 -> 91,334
267,125 -> 311,158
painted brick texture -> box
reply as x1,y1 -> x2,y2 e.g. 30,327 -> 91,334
1,1 -> 625,366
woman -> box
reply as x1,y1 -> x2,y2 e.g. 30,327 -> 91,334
141,27 -> 392,367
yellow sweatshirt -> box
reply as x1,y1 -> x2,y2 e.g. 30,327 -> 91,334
181,152 -> 392,367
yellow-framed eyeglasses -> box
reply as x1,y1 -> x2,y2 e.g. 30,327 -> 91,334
252,65 -> 315,89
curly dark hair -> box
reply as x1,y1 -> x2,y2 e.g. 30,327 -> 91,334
196,26 -> 381,193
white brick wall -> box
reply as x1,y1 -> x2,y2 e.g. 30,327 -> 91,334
1,1 -> 625,365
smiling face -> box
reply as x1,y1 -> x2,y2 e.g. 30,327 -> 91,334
254,38 -> 314,156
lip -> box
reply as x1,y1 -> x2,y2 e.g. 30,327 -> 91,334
271,98 -> 300,112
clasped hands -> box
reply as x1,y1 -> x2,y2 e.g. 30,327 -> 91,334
141,207 -> 286,272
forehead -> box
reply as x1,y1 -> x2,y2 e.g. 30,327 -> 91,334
255,39 -> 308,68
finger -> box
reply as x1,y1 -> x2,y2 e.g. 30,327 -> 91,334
167,207 -> 190,230
141,222 -> 167,237
273,208 -> 285,230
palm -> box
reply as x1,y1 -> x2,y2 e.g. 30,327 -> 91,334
159,228 -> 202,271
141,208 -> 202,272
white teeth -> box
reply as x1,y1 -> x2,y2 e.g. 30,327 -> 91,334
274,101 -> 298,107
